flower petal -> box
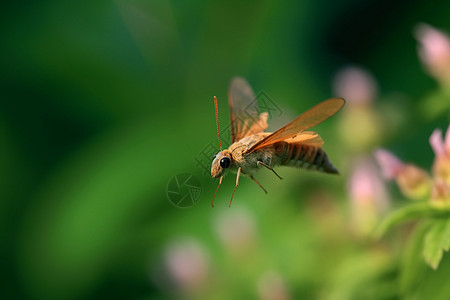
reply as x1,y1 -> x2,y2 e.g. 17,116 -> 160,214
444,125 -> 450,154
415,23 -> 450,67
414,23 -> 450,85
430,128 -> 446,158
374,149 -> 405,179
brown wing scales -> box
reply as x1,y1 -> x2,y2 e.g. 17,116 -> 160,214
245,98 -> 345,153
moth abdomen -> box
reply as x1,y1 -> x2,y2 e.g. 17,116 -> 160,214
276,142 -> 339,174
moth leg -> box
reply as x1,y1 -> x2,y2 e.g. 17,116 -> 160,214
212,176 -> 223,208
229,167 -> 242,207
250,175 -> 267,194
257,161 -> 283,180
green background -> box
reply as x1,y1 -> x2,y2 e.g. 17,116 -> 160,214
2,0 -> 450,299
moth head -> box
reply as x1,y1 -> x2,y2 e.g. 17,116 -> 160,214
211,150 -> 232,178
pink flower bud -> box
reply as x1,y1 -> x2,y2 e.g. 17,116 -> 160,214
430,128 -> 446,158
430,126 -> 450,184
374,149 -> 430,200
333,66 -> 378,105
348,158 -> 389,235
164,239 -> 209,292
374,149 -> 405,179
414,23 -> 450,87
445,125 -> 450,153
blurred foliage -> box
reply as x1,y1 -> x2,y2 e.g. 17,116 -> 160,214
2,0 -> 450,299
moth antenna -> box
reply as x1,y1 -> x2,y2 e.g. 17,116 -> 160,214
214,96 -> 223,152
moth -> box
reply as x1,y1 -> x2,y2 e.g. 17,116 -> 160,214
211,77 -> 345,207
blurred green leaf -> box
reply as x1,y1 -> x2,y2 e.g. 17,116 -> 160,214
374,202 -> 450,239
420,89 -> 450,121
404,248 -> 450,300
401,220 -> 450,298
400,221 -> 431,297
423,218 -> 450,269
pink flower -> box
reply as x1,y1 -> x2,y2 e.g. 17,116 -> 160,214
349,159 -> 388,207
414,23 -> 450,87
373,149 -> 405,179
431,178 -> 450,209
333,66 -> 378,105
348,157 -> 389,234
374,149 -> 430,200
214,209 -> 256,256
430,126 -> 450,183
164,239 -> 210,292
430,126 -> 450,158
334,66 -> 382,151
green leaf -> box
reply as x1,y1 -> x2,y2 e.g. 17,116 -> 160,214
420,89 -> 450,121
400,221 -> 432,296
374,202 -> 450,239
423,218 -> 450,270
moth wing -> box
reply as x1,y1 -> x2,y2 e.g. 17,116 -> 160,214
288,131 -> 324,147
229,77 -> 268,143
245,98 -> 344,153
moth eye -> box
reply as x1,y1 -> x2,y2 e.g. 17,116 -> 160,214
220,157 -> 231,168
